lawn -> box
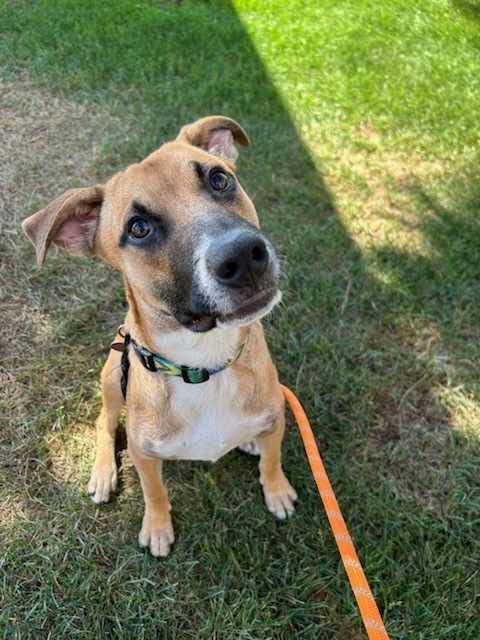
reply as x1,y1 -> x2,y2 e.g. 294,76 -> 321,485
1,0 -> 479,638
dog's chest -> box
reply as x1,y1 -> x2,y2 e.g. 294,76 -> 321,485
146,371 -> 267,461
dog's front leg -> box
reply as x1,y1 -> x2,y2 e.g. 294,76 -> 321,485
128,440 -> 174,557
256,413 -> 297,519
88,347 -> 123,503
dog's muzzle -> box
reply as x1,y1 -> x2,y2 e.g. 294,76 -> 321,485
177,224 -> 281,333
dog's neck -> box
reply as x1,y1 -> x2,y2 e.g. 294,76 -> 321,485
124,289 -> 248,370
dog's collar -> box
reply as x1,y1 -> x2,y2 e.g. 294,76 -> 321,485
113,326 -> 250,384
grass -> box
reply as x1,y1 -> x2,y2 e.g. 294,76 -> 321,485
1,0 -> 480,637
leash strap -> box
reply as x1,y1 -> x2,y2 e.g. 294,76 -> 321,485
120,332 -> 131,399
112,328 -> 388,637
281,384 -> 390,640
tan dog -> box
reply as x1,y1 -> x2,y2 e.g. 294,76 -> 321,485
22,116 -> 297,557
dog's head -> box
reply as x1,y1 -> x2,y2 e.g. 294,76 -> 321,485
22,117 -> 281,333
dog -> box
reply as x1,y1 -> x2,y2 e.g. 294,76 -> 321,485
22,116 -> 297,557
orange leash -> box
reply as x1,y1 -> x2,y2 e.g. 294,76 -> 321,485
281,384 -> 390,640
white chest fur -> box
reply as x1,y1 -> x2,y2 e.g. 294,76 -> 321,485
128,324 -> 273,461
149,369 -> 267,461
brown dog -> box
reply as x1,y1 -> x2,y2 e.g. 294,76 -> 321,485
22,116 -> 297,556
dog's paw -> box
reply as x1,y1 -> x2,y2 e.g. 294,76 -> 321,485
139,515 -> 175,558
263,477 -> 297,520
237,440 -> 260,456
87,461 -> 118,504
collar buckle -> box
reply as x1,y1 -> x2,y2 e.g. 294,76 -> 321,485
180,367 -> 210,384
134,345 -> 158,372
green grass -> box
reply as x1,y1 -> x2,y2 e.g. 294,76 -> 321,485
1,0 -> 480,638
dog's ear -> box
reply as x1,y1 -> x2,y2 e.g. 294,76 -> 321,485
176,116 -> 250,164
22,185 -> 104,267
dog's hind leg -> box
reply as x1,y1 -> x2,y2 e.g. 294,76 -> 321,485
256,414 -> 297,519
88,347 -> 124,504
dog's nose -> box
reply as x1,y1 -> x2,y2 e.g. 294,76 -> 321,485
207,231 -> 270,288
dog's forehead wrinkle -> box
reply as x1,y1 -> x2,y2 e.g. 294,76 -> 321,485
119,154 -> 194,201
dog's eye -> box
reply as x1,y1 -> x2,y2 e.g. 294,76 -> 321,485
129,218 -> 151,239
209,171 -> 230,191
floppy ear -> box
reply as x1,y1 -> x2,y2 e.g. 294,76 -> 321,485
22,185 -> 104,267
175,116 -> 250,164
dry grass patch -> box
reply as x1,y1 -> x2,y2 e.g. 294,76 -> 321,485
0,74 -> 128,516
1,74 -> 118,216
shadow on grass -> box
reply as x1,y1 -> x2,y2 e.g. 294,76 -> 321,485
451,0 -> 480,20
0,2 -> 366,638
373,184 -> 480,325
1,0 -> 480,638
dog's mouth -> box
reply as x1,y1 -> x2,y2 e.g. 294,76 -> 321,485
181,288 -> 280,333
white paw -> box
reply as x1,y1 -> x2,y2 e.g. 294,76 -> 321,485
264,481 -> 297,519
139,516 -> 175,557
87,462 -> 117,504
237,440 -> 260,456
